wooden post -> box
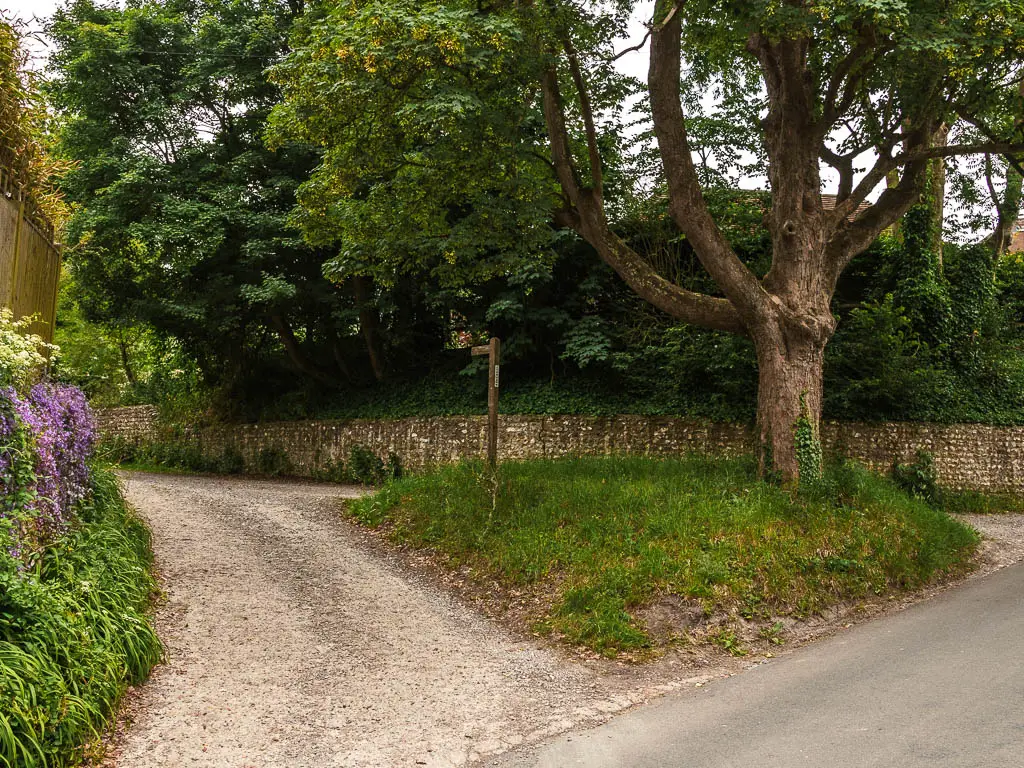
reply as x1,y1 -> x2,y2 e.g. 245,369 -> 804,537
471,337 -> 501,467
46,243 -> 63,352
9,190 -> 24,313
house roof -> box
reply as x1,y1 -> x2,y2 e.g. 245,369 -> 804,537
820,193 -> 874,221
1010,218 -> 1024,254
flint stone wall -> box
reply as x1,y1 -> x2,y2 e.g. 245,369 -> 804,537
95,406 -> 1024,493
94,404 -> 160,443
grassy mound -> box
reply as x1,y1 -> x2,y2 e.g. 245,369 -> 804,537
350,456 -> 979,656
0,467 -> 162,766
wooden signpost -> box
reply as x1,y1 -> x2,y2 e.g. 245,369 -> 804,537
471,337 -> 501,468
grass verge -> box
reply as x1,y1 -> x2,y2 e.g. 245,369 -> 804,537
941,488 -> 1024,514
0,466 -> 162,767
349,456 -> 979,657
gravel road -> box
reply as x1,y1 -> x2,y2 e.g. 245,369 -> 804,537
109,473 -> 704,768
108,472 -> 1024,768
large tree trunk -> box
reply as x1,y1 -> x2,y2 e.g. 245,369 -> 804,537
539,7 -> 945,488
994,81 -> 1024,256
928,125 -> 948,267
993,165 -> 1023,256
753,321 -> 829,485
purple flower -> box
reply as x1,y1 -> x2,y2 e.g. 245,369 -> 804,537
1,383 -> 96,561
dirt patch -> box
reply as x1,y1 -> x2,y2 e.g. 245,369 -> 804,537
636,595 -> 707,641
955,512 -> 1024,571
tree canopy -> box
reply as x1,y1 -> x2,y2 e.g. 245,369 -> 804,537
48,0 -> 382,406
267,0 -> 1024,482
42,0 -> 1024,474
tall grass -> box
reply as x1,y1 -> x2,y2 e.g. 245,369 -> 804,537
351,456 -> 979,655
0,466 -> 161,767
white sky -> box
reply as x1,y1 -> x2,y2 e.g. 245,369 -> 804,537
4,0 -> 61,68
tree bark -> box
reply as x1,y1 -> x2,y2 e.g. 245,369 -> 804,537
535,3 -> 1022,486
116,329 -> 138,387
929,124 -> 948,267
753,318 -> 829,484
270,314 -> 337,387
886,169 -> 904,242
993,168 -> 1023,256
993,82 -> 1024,256
352,275 -> 386,382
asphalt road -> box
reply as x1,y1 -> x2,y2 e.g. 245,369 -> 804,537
492,562 -> 1024,768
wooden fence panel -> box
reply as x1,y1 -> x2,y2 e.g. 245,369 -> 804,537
0,191 -> 18,309
0,171 -> 61,343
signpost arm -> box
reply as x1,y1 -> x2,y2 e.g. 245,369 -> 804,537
487,337 -> 500,468
471,337 -> 501,468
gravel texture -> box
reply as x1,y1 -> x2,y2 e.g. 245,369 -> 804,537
109,473 -> 716,768
955,512 -> 1024,571
108,472 -> 1024,768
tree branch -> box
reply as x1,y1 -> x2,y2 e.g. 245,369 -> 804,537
649,5 -> 769,324
899,140 -> 1024,162
817,29 -> 877,134
607,2 -> 678,61
540,54 -> 746,335
984,153 -> 1002,212
826,154 -> 930,282
270,314 -> 338,387
610,30 -> 650,62
820,144 -> 854,201
563,36 -> 603,197
954,108 -> 1024,178
540,65 -> 582,206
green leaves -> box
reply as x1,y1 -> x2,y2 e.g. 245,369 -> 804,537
49,0 -> 365,396
268,0 -> 560,288
239,273 -> 298,306
0,466 -> 161,767
0,19 -> 67,225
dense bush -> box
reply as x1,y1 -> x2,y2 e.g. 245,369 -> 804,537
51,173 -> 1024,429
892,450 -> 942,506
151,226 -> 1024,427
100,434 -> 405,486
2,341 -> 160,765
255,446 -> 292,477
98,436 -> 248,476
0,310 -> 53,391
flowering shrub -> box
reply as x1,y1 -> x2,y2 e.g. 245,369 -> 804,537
0,305 -> 94,560
1,384 -> 95,558
0,329 -> 157,767
1,384 -> 95,561
1,385 -> 96,552
0,307 -> 53,389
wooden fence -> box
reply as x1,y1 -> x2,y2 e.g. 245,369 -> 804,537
0,167 -> 60,343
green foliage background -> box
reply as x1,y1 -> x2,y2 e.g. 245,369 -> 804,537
43,0 -> 1024,428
